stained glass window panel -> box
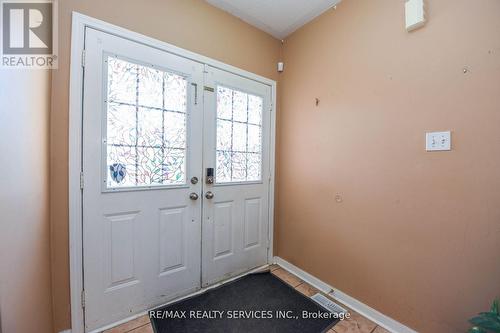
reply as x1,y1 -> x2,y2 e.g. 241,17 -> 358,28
232,90 -> 248,122
216,151 -> 231,183
247,124 -> 261,153
164,73 -> 187,112
107,102 -> 137,146
164,112 -> 186,149
137,108 -> 163,147
217,86 -> 233,120
163,149 -> 186,184
217,119 -> 232,151
138,66 -> 163,108
136,147 -> 164,185
247,153 -> 261,181
107,58 -> 137,105
215,85 -> 263,183
231,152 -> 247,182
105,56 -> 188,188
248,95 -> 263,125
232,122 -> 247,152
107,145 -> 137,188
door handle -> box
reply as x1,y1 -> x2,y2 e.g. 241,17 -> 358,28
189,192 -> 199,200
205,191 -> 214,200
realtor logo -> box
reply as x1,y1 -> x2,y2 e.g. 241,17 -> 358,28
1,0 -> 58,68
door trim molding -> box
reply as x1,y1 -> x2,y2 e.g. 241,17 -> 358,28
69,12 -> 277,333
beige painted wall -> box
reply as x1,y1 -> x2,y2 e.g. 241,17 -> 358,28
50,0 -> 500,332
0,71 -> 53,333
277,0 -> 500,332
50,0 -> 281,331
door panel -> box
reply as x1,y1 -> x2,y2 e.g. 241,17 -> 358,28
83,28 -> 273,331
213,201 -> 234,258
202,66 -> 272,286
244,198 -> 262,249
104,211 -> 138,290
82,28 -> 204,331
158,206 -> 187,273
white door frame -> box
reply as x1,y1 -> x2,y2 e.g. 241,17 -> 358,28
68,12 -> 277,333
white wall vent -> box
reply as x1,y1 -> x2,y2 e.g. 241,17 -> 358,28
311,293 -> 348,314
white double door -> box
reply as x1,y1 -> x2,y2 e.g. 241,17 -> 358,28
82,28 -> 272,331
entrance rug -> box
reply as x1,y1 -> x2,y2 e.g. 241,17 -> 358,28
150,272 -> 339,333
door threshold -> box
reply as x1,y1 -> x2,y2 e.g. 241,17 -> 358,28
90,263 -> 270,333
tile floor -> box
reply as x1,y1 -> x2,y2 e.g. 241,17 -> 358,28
102,265 -> 391,333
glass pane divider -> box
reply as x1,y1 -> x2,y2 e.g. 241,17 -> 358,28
105,56 -> 188,188
109,100 -> 186,114
215,85 -> 263,183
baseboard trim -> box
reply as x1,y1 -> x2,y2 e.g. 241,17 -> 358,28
273,257 -> 417,333
59,330 -> 72,333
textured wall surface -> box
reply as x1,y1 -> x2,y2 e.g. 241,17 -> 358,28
49,0 -> 500,332
276,1 -> 500,332
0,70 -> 53,333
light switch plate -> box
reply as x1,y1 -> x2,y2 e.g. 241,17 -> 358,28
426,131 -> 451,151
405,0 -> 426,32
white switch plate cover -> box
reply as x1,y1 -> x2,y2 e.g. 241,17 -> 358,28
426,131 -> 451,151
405,0 -> 426,32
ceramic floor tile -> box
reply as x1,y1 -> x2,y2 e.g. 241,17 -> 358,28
271,267 -> 303,287
332,310 -> 377,333
295,282 -> 320,297
103,315 -> 150,333
269,264 -> 280,271
128,323 -> 153,333
102,268 -> 379,333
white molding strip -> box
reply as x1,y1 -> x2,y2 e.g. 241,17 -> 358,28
273,257 -> 418,333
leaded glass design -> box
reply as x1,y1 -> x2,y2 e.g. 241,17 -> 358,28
216,86 -> 263,183
106,56 -> 187,188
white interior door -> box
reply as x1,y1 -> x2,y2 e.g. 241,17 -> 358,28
201,66 -> 272,286
82,28 -> 204,331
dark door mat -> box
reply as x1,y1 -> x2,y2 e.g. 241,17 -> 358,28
150,272 -> 339,333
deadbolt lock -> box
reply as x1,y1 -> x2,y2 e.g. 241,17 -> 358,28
206,168 -> 214,184
190,176 -> 199,185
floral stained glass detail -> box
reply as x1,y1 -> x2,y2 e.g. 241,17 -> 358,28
106,57 -> 187,188
216,86 -> 263,183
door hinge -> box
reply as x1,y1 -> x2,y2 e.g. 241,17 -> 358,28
80,172 -> 84,190
81,290 -> 86,308
81,50 -> 86,68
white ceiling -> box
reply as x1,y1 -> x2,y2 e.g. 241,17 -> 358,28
206,0 -> 342,39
